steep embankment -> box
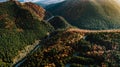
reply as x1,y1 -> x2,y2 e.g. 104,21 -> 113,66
46,0 -> 120,30
0,1 -> 54,66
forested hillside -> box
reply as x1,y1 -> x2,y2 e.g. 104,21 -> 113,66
0,1 -> 54,66
1,0 -> 120,67
20,28 -> 120,67
46,0 -> 120,30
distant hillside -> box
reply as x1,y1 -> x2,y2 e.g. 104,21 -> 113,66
48,16 -> 72,30
20,28 -> 120,67
46,0 -> 120,30
35,2 -> 47,7
0,1 -> 54,66
35,0 -> 65,7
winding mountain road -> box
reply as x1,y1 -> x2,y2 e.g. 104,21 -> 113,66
46,16 -> 54,21
67,28 -> 120,33
14,28 -> 120,67
14,40 -> 40,67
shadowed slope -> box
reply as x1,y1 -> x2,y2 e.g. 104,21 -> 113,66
48,16 -> 72,30
46,0 -> 120,30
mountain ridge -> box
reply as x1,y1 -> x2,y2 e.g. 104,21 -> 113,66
46,0 -> 120,30
0,0 -> 120,66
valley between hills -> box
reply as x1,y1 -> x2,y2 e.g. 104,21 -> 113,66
0,0 -> 120,67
